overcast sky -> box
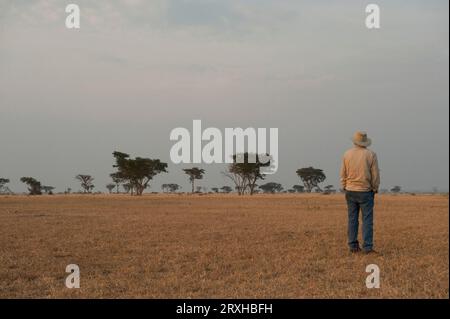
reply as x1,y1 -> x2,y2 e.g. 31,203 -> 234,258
0,0 -> 448,193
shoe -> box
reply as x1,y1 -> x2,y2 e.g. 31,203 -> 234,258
349,247 -> 361,253
363,249 -> 378,255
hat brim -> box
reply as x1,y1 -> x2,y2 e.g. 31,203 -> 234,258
352,137 -> 372,147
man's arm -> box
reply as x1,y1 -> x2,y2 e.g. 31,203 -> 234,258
340,156 -> 347,191
371,153 -> 380,193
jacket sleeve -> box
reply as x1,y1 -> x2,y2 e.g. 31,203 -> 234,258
371,153 -> 380,192
340,156 -> 347,190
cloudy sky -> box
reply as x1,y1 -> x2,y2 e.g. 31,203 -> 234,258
0,0 -> 448,193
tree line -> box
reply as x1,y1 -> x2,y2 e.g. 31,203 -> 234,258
0,151 -> 404,196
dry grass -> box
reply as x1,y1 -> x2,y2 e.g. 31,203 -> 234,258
0,193 -> 448,298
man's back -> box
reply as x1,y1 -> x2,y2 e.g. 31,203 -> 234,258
342,131 -> 379,254
340,146 -> 380,192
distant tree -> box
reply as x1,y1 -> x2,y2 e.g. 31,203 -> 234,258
170,184 -> 181,193
292,185 -> 305,193
0,178 -> 9,188
122,183 -> 132,194
162,183 -> 181,193
106,183 -> 115,194
0,178 -> 12,194
110,172 -> 124,194
211,187 -> 219,193
222,153 -> 271,195
324,185 -> 336,194
183,167 -> 205,193
259,182 -> 283,194
220,186 -> 232,193
287,189 -> 296,193
112,151 -> 168,196
76,174 -> 94,193
296,167 -> 326,192
41,186 -> 55,195
20,177 -> 42,195
65,187 -> 72,194
391,186 -> 401,193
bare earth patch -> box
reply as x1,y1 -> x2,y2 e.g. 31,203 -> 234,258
0,194 -> 448,298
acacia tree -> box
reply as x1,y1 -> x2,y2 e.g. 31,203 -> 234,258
0,178 -> 9,188
162,183 -> 181,193
220,186 -> 232,193
106,183 -> 115,194
161,184 -> 170,193
296,167 -> 326,192
42,186 -> 55,194
259,182 -> 283,194
122,183 -> 132,194
183,167 -> 205,193
391,186 -> 401,193
0,178 -> 11,194
170,184 -> 181,193
222,153 -> 271,195
324,185 -> 335,193
112,151 -> 168,196
20,177 -> 42,195
211,187 -> 219,193
292,185 -> 305,193
110,172 -> 124,194
76,174 -> 94,193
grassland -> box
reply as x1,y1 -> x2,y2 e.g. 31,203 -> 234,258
0,193 -> 448,298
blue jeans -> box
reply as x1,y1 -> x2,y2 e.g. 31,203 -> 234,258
345,191 -> 375,251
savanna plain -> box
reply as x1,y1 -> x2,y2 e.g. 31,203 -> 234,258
0,193 -> 448,298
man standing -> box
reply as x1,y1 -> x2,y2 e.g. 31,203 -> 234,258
340,131 -> 380,254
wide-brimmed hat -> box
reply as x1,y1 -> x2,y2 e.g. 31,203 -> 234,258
352,131 -> 372,147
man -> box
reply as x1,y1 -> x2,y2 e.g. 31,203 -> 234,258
340,131 -> 380,254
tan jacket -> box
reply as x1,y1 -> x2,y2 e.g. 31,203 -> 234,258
340,146 -> 380,192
